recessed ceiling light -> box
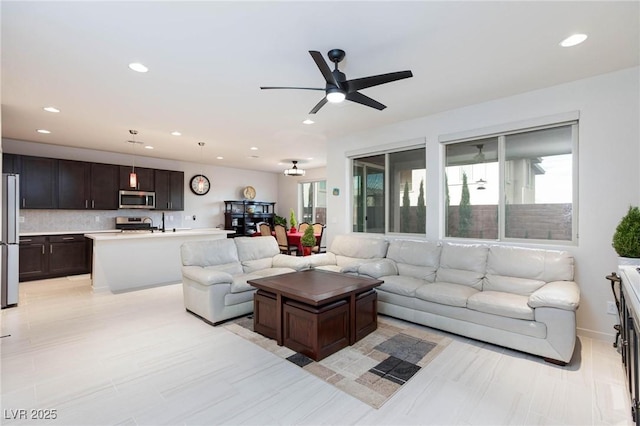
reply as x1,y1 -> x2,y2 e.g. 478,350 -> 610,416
171,131 -> 181,136
36,129 -> 51,134
144,145 -> 154,150
43,106 -> 60,113
307,157 -> 313,160
250,147 -> 258,151
560,34 -> 588,47
303,119 -> 314,125
128,62 -> 149,73
216,156 -> 224,160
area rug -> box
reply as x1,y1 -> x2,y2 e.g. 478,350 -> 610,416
224,315 -> 451,409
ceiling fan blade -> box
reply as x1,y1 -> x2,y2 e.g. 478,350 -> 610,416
309,97 -> 328,114
309,51 -> 339,87
344,70 -> 413,93
260,86 -> 324,91
345,91 -> 386,110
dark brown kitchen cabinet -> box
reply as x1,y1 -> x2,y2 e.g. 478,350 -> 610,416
90,163 -> 119,209
58,160 -> 90,209
20,156 -> 58,209
119,166 -> 155,191
48,235 -> 89,276
2,153 -> 19,174
18,236 -> 48,281
19,234 -> 91,282
155,170 -> 184,211
58,161 -> 118,210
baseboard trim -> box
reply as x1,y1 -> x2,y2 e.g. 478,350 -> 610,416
577,327 -> 616,343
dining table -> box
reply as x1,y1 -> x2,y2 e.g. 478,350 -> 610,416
254,229 -> 321,253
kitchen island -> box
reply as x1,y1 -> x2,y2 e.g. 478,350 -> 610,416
85,228 -> 232,292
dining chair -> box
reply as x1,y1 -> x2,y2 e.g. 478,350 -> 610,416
258,222 -> 272,236
298,222 -> 310,234
274,224 -> 298,255
311,223 -> 326,253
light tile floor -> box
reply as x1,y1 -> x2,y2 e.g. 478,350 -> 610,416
0,276 -> 632,425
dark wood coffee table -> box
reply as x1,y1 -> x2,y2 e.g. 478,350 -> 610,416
248,269 -> 383,361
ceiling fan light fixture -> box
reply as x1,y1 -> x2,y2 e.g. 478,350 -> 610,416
284,160 -> 306,177
326,88 -> 346,103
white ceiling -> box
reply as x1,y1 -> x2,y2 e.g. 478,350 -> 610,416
2,1 -> 638,173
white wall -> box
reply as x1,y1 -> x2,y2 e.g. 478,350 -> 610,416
325,67 -> 640,340
3,139 -> 279,232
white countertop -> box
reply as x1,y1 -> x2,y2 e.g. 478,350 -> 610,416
21,229 -> 121,237
85,228 -> 232,240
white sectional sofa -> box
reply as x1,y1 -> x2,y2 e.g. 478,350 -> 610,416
180,234 -> 580,364
180,236 -> 309,325
354,238 -> 580,364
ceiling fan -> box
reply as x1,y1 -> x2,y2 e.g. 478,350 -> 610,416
260,49 -> 413,114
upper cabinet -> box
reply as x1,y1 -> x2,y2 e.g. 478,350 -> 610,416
58,161 -> 118,209
4,154 -> 181,211
90,163 -> 119,209
155,170 -> 184,211
119,166 -> 154,191
2,153 -> 19,174
21,156 -> 58,209
58,160 -> 90,209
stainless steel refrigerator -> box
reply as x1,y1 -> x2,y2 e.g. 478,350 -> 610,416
1,173 -> 19,308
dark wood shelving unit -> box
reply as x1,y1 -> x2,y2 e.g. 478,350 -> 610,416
224,200 -> 275,237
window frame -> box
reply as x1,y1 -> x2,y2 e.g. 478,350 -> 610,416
442,120 -> 579,245
349,142 -> 426,236
298,179 -> 327,225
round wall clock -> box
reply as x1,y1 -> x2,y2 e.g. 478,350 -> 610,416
243,185 -> 256,200
190,174 -> 210,195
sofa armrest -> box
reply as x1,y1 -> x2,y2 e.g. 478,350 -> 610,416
272,254 -> 311,271
528,281 -> 580,311
357,259 -> 398,278
182,266 -> 233,286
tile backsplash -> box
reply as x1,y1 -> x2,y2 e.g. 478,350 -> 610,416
20,210 -> 184,233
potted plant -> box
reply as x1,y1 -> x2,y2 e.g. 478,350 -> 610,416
273,215 -> 286,228
289,208 -> 297,233
612,206 -> 640,265
301,224 -> 316,256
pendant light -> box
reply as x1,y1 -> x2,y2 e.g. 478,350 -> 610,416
129,130 -> 139,188
284,160 -> 305,177
197,142 -> 205,192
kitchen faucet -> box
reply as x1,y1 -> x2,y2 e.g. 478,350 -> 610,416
161,212 -> 166,233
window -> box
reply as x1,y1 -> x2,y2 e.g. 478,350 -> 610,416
299,180 -> 327,224
444,123 -> 576,243
352,147 -> 426,234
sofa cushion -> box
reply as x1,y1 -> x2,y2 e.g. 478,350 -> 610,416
484,275 -> 546,297
415,282 -> 479,308
486,245 -> 574,283
330,235 -> 389,259
235,236 -> 280,260
378,275 -> 425,297
467,291 -> 534,320
235,236 -> 280,273
435,243 -> 488,289
181,239 -> 239,267
357,259 -> 398,278
204,262 -> 243,276
386,239 -> 441,281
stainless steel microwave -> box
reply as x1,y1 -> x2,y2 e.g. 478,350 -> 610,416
119,190 -> 156,209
